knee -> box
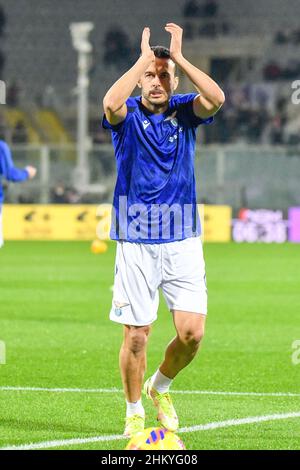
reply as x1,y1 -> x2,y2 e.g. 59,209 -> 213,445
125,325 -> 151,355
180,327 -> 204,348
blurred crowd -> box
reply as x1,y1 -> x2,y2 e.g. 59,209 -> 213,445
51,183 -> 80,204
182,0 -> 232,39
203,85 -> 292,145
274,29 -> 300,45
183,0 -> 218,18
263,59 -> 300,81
1,1 -> 300,147
103,26 -> 133,70
0,114 -> 29,144
94,81 -> 296,146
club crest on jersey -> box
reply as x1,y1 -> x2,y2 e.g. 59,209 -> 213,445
164,111 -> 178,128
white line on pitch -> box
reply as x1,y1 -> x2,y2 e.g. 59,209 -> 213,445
0,386 -> 300,397
0,386 -> 121,393
1,411 -> 300,450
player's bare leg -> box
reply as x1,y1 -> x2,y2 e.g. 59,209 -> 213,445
144,311 -> 205,431
120,324 -> 151,400
120,324 -> 151,436
160,311 -> 206,378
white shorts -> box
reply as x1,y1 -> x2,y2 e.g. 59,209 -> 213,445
0,208 -> 3,248
110,236 -> 207,326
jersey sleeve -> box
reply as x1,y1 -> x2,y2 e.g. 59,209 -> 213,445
172,93 -> 214,128
0,141 -> 29,182
102,96 -> 137,132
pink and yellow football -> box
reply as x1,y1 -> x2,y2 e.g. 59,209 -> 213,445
125,427 -> 186,450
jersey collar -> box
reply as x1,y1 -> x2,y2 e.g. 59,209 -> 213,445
137,96 -> 172,121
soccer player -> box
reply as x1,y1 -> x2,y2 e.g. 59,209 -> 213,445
102,23 -> 225,437
0,139 -> 36,247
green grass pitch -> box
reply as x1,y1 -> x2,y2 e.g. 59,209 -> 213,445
0,241 -> 299,450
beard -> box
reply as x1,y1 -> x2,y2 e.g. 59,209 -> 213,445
143,89 -> 170,109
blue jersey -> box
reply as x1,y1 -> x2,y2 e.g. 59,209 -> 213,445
0,140 -> 29,204
102,93 -> 213,243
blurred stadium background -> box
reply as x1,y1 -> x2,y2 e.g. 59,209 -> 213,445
1,0 -> 300,227
1,0 -> 300,451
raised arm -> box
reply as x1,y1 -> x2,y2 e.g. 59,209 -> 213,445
165,23 -> 225,119
103,27 -> 155,126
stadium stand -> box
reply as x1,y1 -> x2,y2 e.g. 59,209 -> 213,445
3,108 -> 41,143
34,110 -> 73,143
0,0 -> 298,148
3,0 -> 300,92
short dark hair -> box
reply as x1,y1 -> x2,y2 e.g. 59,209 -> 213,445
150,45 -> 177,75
150,45 -> 171,59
